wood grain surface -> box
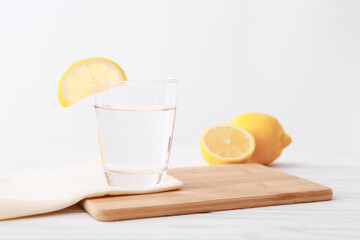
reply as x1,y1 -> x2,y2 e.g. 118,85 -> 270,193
80,163 -> 332,221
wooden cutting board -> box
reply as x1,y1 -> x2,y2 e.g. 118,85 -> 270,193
80,164 -> 332,221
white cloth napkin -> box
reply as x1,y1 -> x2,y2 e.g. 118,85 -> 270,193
0,161 -> 183,220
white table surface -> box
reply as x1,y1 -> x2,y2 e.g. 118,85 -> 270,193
0,141 -> 359,240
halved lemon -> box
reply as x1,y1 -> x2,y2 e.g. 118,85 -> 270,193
57,58 -> 126,107
200,123 -> 255,165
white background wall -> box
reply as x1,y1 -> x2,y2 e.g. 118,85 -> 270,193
0,0 -> 359,161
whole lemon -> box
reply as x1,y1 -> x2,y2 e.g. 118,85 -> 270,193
229,113 -> 291,165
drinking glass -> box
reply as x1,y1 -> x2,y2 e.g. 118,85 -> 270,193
93,79 -> 177,190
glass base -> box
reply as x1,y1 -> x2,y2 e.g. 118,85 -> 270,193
103,168 -> 166,190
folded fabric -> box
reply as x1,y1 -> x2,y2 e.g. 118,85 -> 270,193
0,161 -> 183,220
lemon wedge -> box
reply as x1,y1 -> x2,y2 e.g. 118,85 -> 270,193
200,123 -> 255,165
57,58 -> 126,107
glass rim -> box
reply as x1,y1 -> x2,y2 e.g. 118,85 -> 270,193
97,78 -> 178,84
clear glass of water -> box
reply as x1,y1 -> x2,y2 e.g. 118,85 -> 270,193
93,79 -> 177,190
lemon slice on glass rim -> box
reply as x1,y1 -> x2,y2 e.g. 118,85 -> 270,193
200,123 -> 255,165
57,58 -> 127,107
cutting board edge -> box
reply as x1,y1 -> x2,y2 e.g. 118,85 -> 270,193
80,187 -> 333,222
